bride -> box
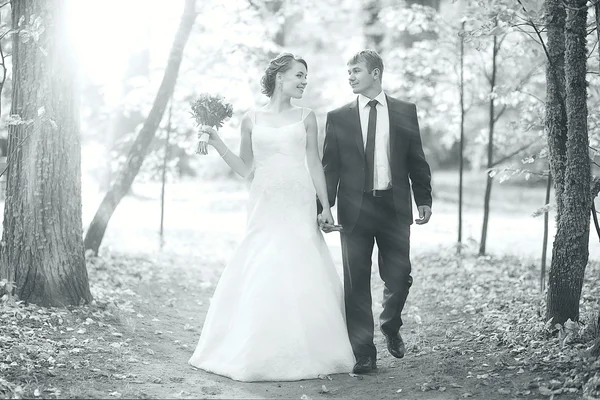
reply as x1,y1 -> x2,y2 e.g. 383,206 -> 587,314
188,53 -> 355,382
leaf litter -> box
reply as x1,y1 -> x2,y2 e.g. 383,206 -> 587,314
2,247 -> 600,399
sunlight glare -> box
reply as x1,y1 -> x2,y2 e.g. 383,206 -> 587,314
67,0 -> 185,89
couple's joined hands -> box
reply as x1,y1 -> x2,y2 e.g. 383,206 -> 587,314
317,209 -> 342,233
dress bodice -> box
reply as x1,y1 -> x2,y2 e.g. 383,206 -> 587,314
247,109 -> 315,222
251,119 -> 307,170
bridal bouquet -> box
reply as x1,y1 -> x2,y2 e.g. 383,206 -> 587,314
190,93 -> 233,155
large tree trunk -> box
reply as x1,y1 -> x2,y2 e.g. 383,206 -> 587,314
479,34 -> 500,256
0,0 -> 91,306
546,0 -> 590,324
83,0 -> 197,255
545,0 -> 568,223
363,0 -> 384,53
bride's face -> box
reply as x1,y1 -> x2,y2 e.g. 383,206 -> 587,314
278,61 -> 308,99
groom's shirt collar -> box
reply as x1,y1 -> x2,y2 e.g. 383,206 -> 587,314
358,90 -> 387,109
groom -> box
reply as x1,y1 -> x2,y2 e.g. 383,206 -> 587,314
318,49 -> 432,374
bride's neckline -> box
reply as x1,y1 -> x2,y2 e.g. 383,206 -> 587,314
253,120 -> 304,129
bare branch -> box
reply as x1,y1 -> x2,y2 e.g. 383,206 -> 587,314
490,138 -> 542,168
493,104 -> 508,123
514,88 -> 546,104
588,39 -> 599,60
516,0 -> 553,68
0,28 -> 15,42
499,167 -> 548,177
513,25 -> 544,45
592,202 -> 600,242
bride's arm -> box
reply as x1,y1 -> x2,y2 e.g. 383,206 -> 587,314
206,112 -> 254,178
305,110 -> 332,216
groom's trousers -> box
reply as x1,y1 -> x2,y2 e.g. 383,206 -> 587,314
340,190 -> 412,359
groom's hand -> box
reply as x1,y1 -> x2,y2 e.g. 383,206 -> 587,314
317,214 -> 336,233
415,205 -> 432,225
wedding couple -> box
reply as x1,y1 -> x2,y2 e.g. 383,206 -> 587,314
188,50 -> 433,382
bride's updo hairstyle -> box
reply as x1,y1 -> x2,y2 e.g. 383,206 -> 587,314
260,53 -> 308,97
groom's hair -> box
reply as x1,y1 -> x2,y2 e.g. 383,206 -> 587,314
347,50 -> 384,82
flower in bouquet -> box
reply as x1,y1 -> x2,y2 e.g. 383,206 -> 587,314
190,93 -> 233,154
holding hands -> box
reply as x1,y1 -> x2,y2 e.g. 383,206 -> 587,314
318,208 -> 343,233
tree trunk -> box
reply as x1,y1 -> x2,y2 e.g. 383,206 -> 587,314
364,0 -> 384,53
541,171 -> 552,292
159,100 -> 173,249
83,0 -> 197,255
596,0 -> 600,70
546,0 -> 590,324
458,21 -> 465,254
101,49 -> 149,191
479,34 -> 499,256
545,0 -> 568,222
0,0 -> 91,306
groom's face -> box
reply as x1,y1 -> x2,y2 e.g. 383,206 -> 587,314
347,61 -> 378,95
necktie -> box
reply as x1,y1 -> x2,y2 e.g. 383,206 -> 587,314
364,99 -> 378,192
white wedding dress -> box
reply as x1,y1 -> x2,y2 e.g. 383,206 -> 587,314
188,109 -> 355,382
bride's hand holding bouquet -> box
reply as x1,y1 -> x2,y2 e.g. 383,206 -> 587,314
190,93 -> 233,155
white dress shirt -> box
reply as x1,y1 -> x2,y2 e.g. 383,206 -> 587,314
358,91 -> 391,190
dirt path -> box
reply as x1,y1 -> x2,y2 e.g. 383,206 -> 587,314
70,247 -> 578,400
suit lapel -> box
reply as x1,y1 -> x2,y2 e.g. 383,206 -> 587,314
347,99 -> 364,158
386,95 -> 399,158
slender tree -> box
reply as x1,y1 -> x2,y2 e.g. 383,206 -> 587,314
546,0 -> 590,324
541,171 -> 551,292
479,32 -> 504,256
0,0 -> 92,306
83,0 -> 197,255
159,99 -> 174,249
458,21 -> 466,254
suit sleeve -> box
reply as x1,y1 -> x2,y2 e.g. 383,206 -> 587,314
407,104 -> 432,208
317,112 -> 341,213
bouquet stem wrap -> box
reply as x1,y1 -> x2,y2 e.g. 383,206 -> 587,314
190,94 -> 233,155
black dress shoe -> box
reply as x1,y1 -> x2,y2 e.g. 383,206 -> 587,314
352,356 -> 377,374
384,333 -> 406,358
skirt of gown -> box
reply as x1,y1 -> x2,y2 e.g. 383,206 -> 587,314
188,162 -> 355,382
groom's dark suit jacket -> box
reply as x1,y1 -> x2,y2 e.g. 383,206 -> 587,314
321,95 -> 432,231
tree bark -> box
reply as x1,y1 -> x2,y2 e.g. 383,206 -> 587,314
83,0 -> 197,255
545,0 -> 568,221
479,34 -> 500,256
0,0 -> 91,306
546,0 -> 590,324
